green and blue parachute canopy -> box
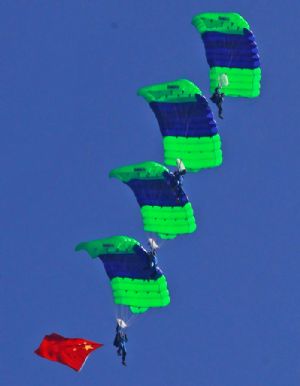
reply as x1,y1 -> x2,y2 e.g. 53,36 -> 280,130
192,13 -> 261,97
138,79 -> 222,172
109,161 -> 196,239
75,236 -> 170,314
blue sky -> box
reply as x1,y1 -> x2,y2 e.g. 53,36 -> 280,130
1,1 -> 299,385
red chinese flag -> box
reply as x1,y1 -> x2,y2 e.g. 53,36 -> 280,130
34,333 -> 103,371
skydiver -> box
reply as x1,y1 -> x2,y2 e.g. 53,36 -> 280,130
169,159 -> 187,201
210,86 -> 225,119
113,321 -> 128,366
170,158 -> 186,187
147,238 -> 159,270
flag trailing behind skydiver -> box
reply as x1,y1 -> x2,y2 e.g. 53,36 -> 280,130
192,13 -> 261,97
109,161 -> 196,239
138,79 -> 222,172
34,333 -> 103,371
75,235 -> 170,314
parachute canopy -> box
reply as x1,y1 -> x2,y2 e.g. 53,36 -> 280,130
109,161 -> 196,239
192,13 -> 261,97
75,235 -> 170,314
138,79 -> 222,172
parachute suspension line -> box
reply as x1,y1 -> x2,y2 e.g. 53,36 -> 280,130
115,306 -> 139,328
157,238 -> 166,250
121,305 -> 126,325
114,304 -> 121,322
184,102 -> 194,138
218,38 -> 237,90
115,305 -> 129,326
145,174 -> 168,240
125,312 -> 139,327
124,306 -> 131,325
121,306 -> 128,325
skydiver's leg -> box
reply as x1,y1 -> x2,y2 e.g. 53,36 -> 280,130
122,347 -> 127,365
117,345 -> 121,356
217,103 -> 223,119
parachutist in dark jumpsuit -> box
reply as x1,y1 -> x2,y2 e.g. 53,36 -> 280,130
171,168 -> 186,201
210,86 -> 225,119
163,161 -> 186,202
173,168 -> 186,185
113,325 -> 128,366
147,246 -> 158,270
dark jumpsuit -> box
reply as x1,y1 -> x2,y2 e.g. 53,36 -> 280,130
169,169 -> 187,201
210,87 -> 224,119
113,325 -> 128,365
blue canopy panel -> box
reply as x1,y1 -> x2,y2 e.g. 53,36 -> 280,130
100,245 -> 162,280
126,176 -> 189,207
149,95 -> 218,137
202,29 -> 260,69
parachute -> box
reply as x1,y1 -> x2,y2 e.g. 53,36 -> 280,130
109,161 -> 196,239
75,236 -> 170,314
192,13 -> 261,97
138,79 -> 222,172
